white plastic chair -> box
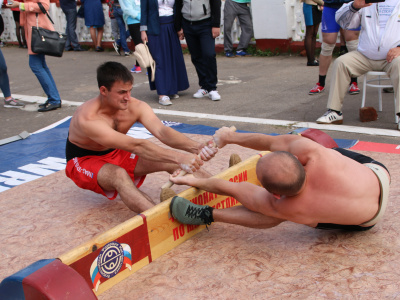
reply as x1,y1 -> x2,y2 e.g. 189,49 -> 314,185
361,71 -> 398,123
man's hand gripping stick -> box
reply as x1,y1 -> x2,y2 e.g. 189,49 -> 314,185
161,126 -> 237,189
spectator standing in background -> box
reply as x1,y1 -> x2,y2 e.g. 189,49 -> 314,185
120,0 -> 143,72
0,48 -> 24,108
111,0 -> 131,56
0,6 -> 4,46
82,0 -> 105,51
140,0 -> 190,106
7,0 -> 62,112
107,0 -> 122,54
5,0 -> 28,48
175,0 -> 222,101
308,0 -> 360,96
223,0 -> 253,58
0,9 -> 24,108
60,0 -> 86,51
301,0 -> 323,66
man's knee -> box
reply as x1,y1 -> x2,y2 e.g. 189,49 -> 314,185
112,166 -> 130,180
391,56 -> 400,70
332,54 -> 348,71
204,52 -> 216,61
202,46 -> 217,60
345,39 -> 358,52
100,164 -> 130,184
320,42 -> 335,56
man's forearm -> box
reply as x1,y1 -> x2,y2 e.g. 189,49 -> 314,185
217,130 -> 302,153
187,177 -> 237,197
183,177 -> 265,213
128,138 -> 188,165
224,132 -> 274,151
159,127 -> 201,154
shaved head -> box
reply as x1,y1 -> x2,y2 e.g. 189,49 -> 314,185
256,151 -> 306,196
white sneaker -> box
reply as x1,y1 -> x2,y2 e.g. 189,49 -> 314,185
112,42 -> 121,55
316,110 -> 343,124
193,89 -> 209,98
208,90 -> 221,101
159,96 -> 172,106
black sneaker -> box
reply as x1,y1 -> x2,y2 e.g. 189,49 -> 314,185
37,102 -> 61,112
170,196 -> 214,225
38,100 -> 49,108
307,60 -> 319,66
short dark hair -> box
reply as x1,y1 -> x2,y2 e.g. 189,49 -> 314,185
97,61 -> 133,90
256,151 -> 306,196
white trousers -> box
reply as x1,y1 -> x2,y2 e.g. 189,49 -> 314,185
327,51 -> 400,114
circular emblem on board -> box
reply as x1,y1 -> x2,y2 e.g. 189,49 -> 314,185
97,241 -> 124,278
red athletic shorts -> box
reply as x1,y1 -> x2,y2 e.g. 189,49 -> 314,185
65,149 -> 145,200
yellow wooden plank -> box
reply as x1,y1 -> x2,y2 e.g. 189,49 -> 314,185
57,151 -> 268,296
59,215 -> 144,265
147,151 -> 268,261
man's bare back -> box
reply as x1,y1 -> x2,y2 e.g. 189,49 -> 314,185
277,145 -> 382,227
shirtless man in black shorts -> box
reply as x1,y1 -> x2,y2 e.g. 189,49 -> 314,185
65,62 -> 217,213
170,127 -> 390,231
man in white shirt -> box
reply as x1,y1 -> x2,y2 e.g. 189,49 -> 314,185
316,0 -> 400,130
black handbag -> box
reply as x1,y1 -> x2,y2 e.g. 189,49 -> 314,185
31,3 -> 67,57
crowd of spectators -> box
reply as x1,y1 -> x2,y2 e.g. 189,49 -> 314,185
0,0 -> 399,131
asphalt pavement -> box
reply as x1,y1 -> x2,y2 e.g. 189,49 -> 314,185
1,44 -> 399,145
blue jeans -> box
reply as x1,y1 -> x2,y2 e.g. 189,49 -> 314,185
62,8 -> 80,49
29,54 -> 61,104
182,18 -> 218,91
113,6 -> 130,53
110,18 -> 120,43
0,48 -> 11,98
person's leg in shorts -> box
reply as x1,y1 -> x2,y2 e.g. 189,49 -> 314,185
97,155 -> 211,212
310,6 -> 360,94
318,7 -> 341,85
303,3 -> 321,66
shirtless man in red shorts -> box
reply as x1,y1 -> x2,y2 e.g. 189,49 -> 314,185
170,127 -> 390,232
65,61 -> 217,213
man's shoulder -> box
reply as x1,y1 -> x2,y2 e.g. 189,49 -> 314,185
73,98 -> 103,122
289,137 -> 327,161
77,98 -> 98,113
129,97 -> 150,111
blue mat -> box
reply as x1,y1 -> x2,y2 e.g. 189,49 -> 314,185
0,118 -> 357,193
